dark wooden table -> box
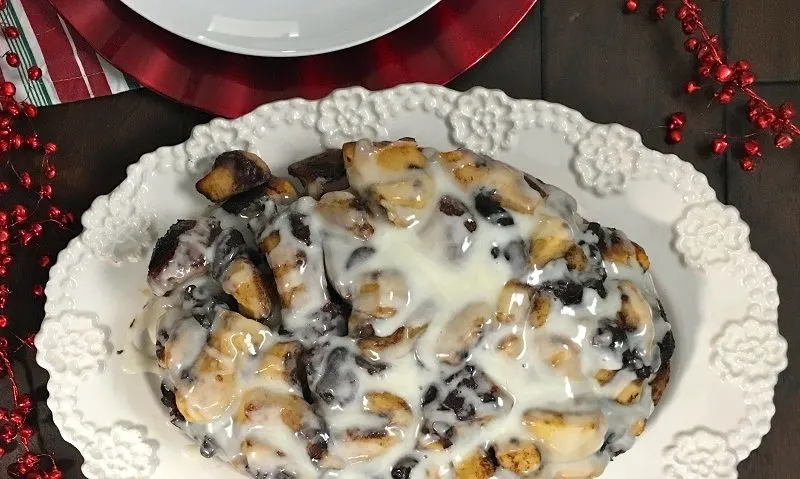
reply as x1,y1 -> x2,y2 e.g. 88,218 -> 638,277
2,1 -> 796,478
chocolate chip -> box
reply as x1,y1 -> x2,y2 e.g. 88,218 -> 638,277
442,390 -> 476,421
289,213 -> 312,246
391,457 -> 419,479
345,246 -> 376,269
592,319 -> 627,351
439,195 -> 468,216
474,190 -> 514,227
659,330 -> 675,364
199,437 -> 217,458
622,349 -> 652,379
490,246 -> 500,259
307,436 -> 329,462
540,280 -> 584,305
422,385 -> 438,406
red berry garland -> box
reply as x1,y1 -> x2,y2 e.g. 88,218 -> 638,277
0,3 -> 69,478
625,0 -> 800,171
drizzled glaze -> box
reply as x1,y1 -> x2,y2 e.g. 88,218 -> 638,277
149,139 -> 673,479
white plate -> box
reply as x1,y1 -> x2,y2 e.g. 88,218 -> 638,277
120,0 -> 440,57
36,85 -> 787,479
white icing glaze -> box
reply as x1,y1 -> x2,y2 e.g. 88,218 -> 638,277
149,139 -> 673,479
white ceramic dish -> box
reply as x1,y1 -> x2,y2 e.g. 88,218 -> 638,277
36,85 -> 786,479
119,0 -> 440,57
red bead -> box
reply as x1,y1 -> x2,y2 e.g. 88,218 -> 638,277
0,140 -> 8,153
49,470 -> 63,479
0,0 -> 6,8
740,157 -> 755,171
43,142 -> 57,155
12,204 -> 26,218
775,133 -> 794,149
684,81 -> 701,94
0,337 -> 7,351
777,101 -> 797,120
27,66 -> 42,81
0,231 -> 9,243
39,184 -> 52,199
1,255 -> 11,265
5,101 -> 19,117
676,5 -> 690,20
16,395 -> 31,411
5,52 -> 19,68
1,81 -> 14,97
9,133 -> 21,149
44,164 -> 56,179
737,71 -> 756,87
2,26 -> 17,39
31,223 -> 42,236
64,212 -> 75,224
0,446 -> 4,458
684,37 -> 699,52
667,111 -> 687,130
0,315 -> 6,328
755,111 -> 777,130
47,206 -> 61,219
19,232 -> 32,246
624,0 -> 638,12
711,134 -> 728,155
714,64 -> 734,83
0,116 -> 10,130
18,424 -> 32,439
0,244 -> 8,255
0,297 -> 8,309
666,129 -> 683,144
32,284 -> 44,297
743,139 -> 761,157
9,411 -> 23,425
0,213 -> 6,226
733,60 -> 751,72
0,183 -> 7,196
716,87 -> 734,105
22,102 -> 36,118
681,21 -> 695,34
38,255 -> 50,268
19,171 -> 31,188
698,65 -> 712,78
747,107 -> 762,124
653,2 -> 667,19
0,285 -> 9,296
25,134 -> 40,150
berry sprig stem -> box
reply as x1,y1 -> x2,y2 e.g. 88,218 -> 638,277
625,0 -> 798,171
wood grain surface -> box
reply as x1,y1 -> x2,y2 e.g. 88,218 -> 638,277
3,1 -> 796,478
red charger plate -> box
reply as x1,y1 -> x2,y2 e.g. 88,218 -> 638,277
49,0 -> 536,118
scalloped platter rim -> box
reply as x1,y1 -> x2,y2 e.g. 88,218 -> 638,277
36,84 -> 787,479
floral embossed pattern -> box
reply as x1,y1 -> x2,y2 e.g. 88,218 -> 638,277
574,124 -> 646,195
664,429 -> 738,479
448,88 -> 520,154
36,311 -> 110,378
82,424 -> 158,479
711,318 -> 788,393
317,88 -> 390,147
674,202 -> 750,270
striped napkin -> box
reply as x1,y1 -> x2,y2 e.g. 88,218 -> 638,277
2,0 -> 137,106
